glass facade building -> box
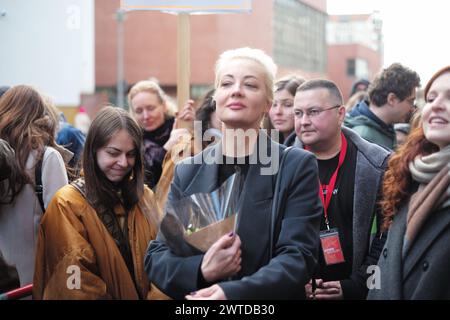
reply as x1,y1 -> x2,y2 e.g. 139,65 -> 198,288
273,0 -> 327,73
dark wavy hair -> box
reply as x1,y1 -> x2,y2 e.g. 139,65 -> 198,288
380,66 -> 450,231
195,89 -> 216,136
83,106 -> 144,216
369,63 -> 420,107
274,75 -> 305,97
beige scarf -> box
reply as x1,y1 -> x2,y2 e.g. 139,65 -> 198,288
406,144 -> 450,243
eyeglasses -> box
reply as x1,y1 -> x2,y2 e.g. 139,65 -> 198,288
293,105 -> 341,119
405,96 -> 417,108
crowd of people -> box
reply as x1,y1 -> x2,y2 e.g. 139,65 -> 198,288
1,47 -> 449,300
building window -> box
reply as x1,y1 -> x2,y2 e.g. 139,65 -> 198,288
347,58 -> 369,78
347,59 -> 356,76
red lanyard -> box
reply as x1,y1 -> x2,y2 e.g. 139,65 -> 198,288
306,132 -> 348,230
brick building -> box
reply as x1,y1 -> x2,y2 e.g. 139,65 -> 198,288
94,0 -> 328,107
327,13 -> 383,101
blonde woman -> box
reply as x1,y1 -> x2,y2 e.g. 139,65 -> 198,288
128,81 -> 194,188
145,48 -> 321,300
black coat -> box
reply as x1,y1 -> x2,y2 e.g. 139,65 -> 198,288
368,202 -> 450,299
145,132 -> 322,299
0,250 -> 19,293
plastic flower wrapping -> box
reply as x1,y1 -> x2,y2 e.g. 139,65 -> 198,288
159,171 -> 242,257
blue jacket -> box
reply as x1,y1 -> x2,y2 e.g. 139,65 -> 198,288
56,122 -> 85,167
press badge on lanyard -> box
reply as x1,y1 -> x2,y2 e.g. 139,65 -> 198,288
320,228 -> 345,265
310,132 -> 348,266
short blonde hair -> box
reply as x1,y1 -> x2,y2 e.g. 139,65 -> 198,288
128,80 -> 168,112
214,47 -> 278,104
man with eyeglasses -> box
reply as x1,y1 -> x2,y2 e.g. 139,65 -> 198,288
344,63 -> 420,150
291,79 -> 390,300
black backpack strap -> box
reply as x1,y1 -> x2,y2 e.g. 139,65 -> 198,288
269,146 -> 294,259
35,154 -> 45,213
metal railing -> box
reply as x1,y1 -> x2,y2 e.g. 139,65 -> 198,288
0,284 -> 33,300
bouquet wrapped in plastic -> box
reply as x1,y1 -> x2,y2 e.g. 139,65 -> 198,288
159,172 -> 242,257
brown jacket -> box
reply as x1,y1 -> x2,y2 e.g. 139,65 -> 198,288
33,184 -> 162,300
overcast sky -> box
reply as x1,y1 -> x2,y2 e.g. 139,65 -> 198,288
327,0 -> 450,86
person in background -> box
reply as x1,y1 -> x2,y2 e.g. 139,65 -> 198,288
0,138 -> 21,294
44,95 -> 86,173
194,88 -> 222,148
74,106 -> 91,136
0,85 -> 68,287
0,137 -> 26,207
0,86 -> 10,98
292,79 -> 389,299
344,91 -> 369,114
56,113 -> 86,170
368,66 -> 450,300
33,106 -> 162,299
393,123 -> 411,147
145,47 -> 321,300
128,81 -> 194,188
269,76 -> 305,145
154,88 -> 222,211
349,79 -> 370,99
345,63 -> 420,150
0,250 -> 19,294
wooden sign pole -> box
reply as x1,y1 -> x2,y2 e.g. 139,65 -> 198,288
176,13 -> 191,129
121,1 -> 252,129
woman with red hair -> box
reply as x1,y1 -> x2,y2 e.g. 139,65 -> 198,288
368,66 -> 450,299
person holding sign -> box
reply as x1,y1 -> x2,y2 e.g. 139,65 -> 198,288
292,79 -> 390,299
128,81 -> 195,189
145,47 -> 322,300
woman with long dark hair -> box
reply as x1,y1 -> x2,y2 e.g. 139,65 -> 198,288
33,106 -> 161,299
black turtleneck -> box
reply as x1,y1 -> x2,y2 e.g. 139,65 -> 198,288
219,154 -> 251,186
142,117 -> 174,188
